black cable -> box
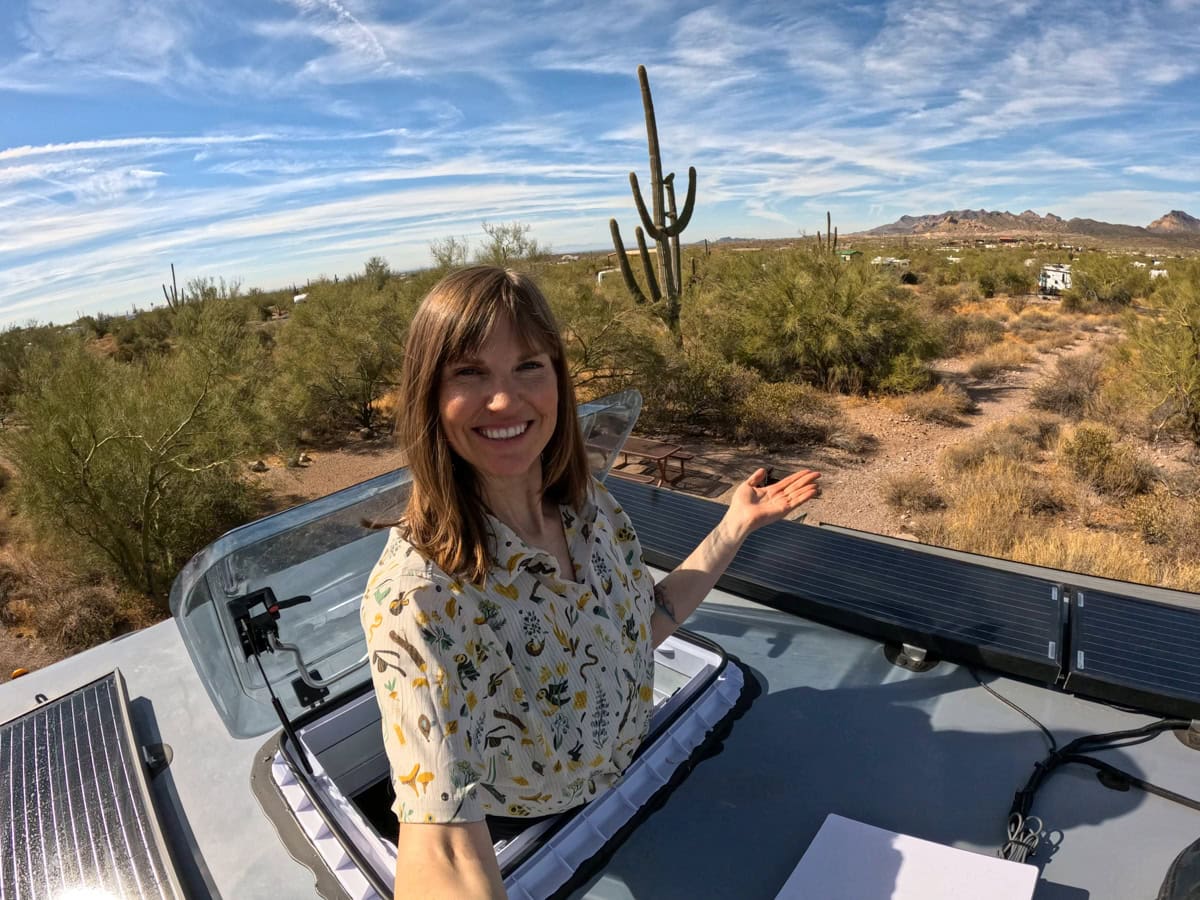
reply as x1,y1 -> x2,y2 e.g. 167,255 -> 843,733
969,669 -> 1057,752
970,671 -> 1199,860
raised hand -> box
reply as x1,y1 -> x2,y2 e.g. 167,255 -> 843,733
724,467 -> 821,539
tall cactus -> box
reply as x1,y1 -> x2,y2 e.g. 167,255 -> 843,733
816,211 -> 838,254
609,65 -> 696,344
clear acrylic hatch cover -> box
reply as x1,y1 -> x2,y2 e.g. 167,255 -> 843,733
170,390 -> 643,737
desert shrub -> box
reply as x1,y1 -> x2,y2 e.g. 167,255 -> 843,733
941,415 -> 1055,472
883,473 -> 945,512
0,550 -> 154,652
1005,294 -> 1028,314
901,383 -> 976,425
733,381 -> 841,450
1031,351 -> 1105,418
704,247 -> 940,393
1129,260 -> 1200,443
928,285 -> 962,313
272,275 -> 430,437
978,271 -> 998,299
636,348 -> 761,436
0,310 -> 265,601
940,314 -> 1005,356
1002,269 -> 1035,296
1128,491 -> 1192,546
1058,423 -> 1157,497
1064,254 -> 1150,309
1001,413 -> 1061,450
877,354 -> 937,394
112,306 -> 176,362
1009,527 -> 1156,585
967,342 -> 1031,379
545,281 -> 662,394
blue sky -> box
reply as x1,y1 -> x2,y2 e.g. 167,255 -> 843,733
2,0 -> 1200,327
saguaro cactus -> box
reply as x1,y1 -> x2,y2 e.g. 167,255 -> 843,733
609,65 -> 696,344
816,211 -> 838,254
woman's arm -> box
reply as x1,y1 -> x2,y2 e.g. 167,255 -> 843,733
394,820 -> 506,900
650,467 -> 820,646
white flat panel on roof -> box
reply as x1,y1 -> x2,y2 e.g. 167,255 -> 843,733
776,813 -> 1037,900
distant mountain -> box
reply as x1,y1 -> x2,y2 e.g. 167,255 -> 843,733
1148,210 -> 1200,233
862,208 -> 1200,243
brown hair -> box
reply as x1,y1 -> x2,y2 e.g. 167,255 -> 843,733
393,266 -> 590,583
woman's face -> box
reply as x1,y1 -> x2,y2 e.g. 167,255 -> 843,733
438,315 -> 559,489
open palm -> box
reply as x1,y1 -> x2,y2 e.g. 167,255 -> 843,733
726,467 -> 821,538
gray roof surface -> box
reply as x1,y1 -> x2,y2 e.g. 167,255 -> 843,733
1,579 -> 1196,899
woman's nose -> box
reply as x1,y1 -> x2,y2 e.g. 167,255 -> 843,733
487,378 -> 517,410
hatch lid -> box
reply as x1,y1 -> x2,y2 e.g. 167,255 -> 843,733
169,389 -> 642,738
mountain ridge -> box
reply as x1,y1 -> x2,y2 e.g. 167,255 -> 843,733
862,208 -> 1200,240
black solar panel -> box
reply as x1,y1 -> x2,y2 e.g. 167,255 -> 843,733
1066,589 -> 1200,719
0,670 -> 184,900
610,479 -> 1065,681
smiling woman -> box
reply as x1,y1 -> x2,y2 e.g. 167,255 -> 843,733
361,265 -> 819,900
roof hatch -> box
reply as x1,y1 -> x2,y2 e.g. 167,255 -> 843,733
170,390 -> 642,738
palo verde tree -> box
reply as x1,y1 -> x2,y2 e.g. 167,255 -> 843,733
609,65 -> 697,345
0,302 -> 264,600
1132,259 -> 1200,444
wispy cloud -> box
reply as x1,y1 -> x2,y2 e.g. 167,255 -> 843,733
3,0 -> 1200,326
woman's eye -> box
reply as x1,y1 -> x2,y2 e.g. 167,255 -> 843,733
519,360 -> 545,371
454,367 -> 481,377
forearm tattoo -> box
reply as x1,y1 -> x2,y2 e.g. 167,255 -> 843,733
653,583 -> 679,626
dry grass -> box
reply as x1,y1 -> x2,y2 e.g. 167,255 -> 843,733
1032,331 -> 1078,353
1009,526 -> 1157,585
883,473 -> 946,513
941,414 -> 1059,473
899,383 -> 977,425
0,537 -> 156,655
967,341 -> 1033,379
921,457 -> 1065,558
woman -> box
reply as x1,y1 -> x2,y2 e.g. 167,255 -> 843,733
361,266 -> 820,899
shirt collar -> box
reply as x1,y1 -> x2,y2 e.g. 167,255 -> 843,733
484,479 -> 599,588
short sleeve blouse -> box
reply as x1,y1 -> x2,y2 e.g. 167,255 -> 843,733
360,477 -> 657,823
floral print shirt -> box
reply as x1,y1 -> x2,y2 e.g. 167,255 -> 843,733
360,477 -> 656,823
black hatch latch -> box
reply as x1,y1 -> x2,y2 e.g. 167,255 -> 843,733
230,587 -> 312,658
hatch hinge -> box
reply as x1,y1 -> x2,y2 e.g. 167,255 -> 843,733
229,587 -> 316,775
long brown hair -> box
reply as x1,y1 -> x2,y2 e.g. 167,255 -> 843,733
393,266 -> 590,584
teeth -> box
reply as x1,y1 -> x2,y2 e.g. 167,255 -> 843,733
479,423 -> 528,440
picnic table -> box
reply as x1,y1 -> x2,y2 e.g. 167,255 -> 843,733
615,436 -> 693,486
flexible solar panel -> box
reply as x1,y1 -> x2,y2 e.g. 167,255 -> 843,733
609,479 -> 1065,681
0,670 -> 184,900
1066,589 -> 1200,719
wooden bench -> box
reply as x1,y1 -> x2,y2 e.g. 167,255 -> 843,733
610,469 -> 656,485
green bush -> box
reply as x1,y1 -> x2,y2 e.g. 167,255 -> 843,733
1058,423 -> 1156,497
733,381 -> 841,450
271,275 -> 429,437
941,314 -> 1005,356
0,308 -> 265,600
1130,260 -> 1200,443
1065,254 -> 1150,308
635,348 -> 760,436
700,247 -> 940,393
